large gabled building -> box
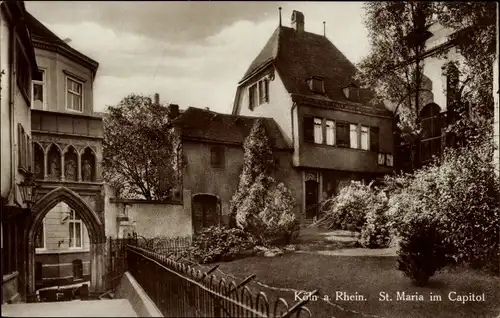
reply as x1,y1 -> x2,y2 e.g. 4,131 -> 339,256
232,10 -> 394,220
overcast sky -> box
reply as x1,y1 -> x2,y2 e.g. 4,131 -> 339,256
26,1 -> 370,114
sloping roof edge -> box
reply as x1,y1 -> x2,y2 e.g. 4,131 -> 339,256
1,1 -> 38,73
26,12 -> 99,77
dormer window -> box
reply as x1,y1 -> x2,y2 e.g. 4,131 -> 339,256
343,83 -> 360,101
307,76 -> 325,94
249,77 -> 270,110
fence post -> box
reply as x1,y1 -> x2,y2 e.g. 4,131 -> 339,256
108,236 -> 112,290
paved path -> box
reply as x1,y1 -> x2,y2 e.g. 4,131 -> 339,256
1,299 -> 138,317
297,247 -> 397,257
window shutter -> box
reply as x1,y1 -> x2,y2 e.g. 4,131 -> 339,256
303,117 -> 314,143
370,127 -> 379,152
336,122 -> 349,147
264,79 -> 269,103
18,124 -> 22,167
27,136 -> 32,171
258,80 -> 264,104
23,132 -> 27,168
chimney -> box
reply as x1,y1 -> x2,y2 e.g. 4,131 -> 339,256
154,93 -> 160,105
168,104 -> 180,119
291,10 -> 304,33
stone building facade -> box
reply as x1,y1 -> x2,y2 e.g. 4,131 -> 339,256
1,0 -> 39,304
22,11 -> 106,298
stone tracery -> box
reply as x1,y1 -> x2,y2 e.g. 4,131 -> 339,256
33,142 -> 97,183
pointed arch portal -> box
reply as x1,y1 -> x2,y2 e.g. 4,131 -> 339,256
25,187 -> 106,297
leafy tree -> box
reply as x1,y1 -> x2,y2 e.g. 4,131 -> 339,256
358,2 -> 497,170
357,1 -> 437,171
103,94 -> 181,200
228,119 -> 274,228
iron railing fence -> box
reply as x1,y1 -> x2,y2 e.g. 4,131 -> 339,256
106,237 -> 129,291
106,234 -> 192,291
126,244 -> 316,318
133,234 -> 192,256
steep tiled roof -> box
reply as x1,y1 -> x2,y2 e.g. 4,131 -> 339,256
173,107 -> 292,150
25,11 -> 99,74
241,27 -> 280,80
239,26 -> 386,111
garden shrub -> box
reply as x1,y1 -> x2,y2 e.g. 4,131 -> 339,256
235,174 -> 273,237
386,140 -> 500,285
259,182 -> 299,245
359,192 -> 392,248
184,226 -> 257,264
318,182 -> 392,249
397,219 -> 454,286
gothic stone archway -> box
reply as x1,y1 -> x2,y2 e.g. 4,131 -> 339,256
25,187 -> 106,297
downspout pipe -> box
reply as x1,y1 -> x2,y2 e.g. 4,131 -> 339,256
9,22 -> 16,205
291,101 -> 297,148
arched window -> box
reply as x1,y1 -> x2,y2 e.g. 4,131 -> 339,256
420,103 -> 442,163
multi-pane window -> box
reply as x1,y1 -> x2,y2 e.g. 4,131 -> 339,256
313,118 -> 323,144
349,124 -> 358,149
210,146 -> 225,168
66,77 -> 83,112
69,210 -> 83,248
377,153 -> 394,167
325,120 -> 335,146
420,104 -> 443,163
304,116 -> 378,152
32,69 -> 46,109
360,126 -> 369,150
386,154 -> 394,167
249,78 -> 269,110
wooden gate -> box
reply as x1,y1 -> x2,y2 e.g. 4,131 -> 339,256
192,194 -> 218,234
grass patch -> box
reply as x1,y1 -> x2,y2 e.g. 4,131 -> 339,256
197,253 -> 500,318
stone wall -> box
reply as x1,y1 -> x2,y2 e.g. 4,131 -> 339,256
107,189 -> 192,239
